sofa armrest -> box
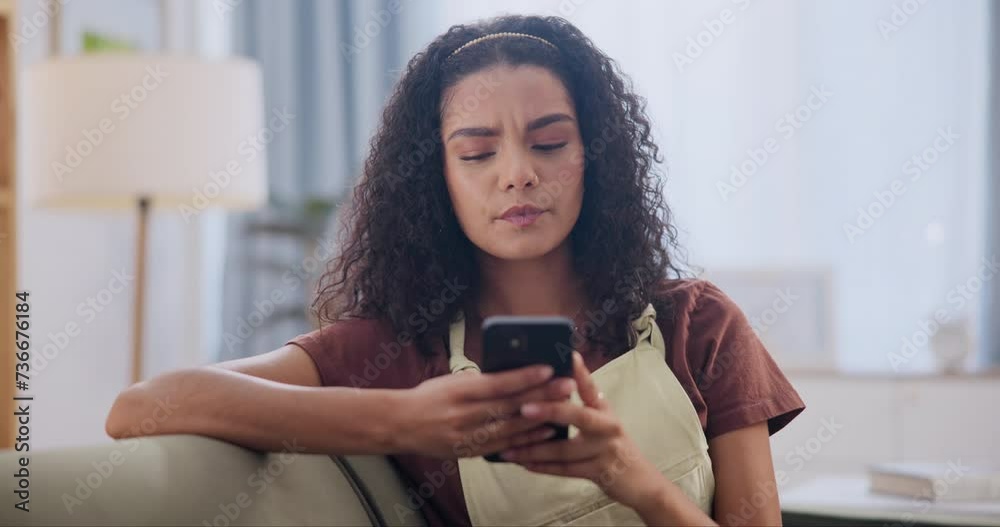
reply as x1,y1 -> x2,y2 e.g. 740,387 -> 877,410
336,456 -> 428,527
0,434 -> 377,526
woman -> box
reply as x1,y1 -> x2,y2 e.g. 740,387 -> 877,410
107,14 -> 804,526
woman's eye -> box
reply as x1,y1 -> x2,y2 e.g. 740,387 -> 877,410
533,142 -> 568,152
459,152 -> 495,161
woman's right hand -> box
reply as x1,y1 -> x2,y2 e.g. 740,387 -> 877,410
391,365 -> 576,459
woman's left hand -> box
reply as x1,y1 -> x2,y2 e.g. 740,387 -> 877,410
498,351 -> 669,512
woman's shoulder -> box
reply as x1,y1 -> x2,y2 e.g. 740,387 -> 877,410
286,316 -> 399,359
652,278 -> 742,326
285,316 -> 435,389
289,316 -> 397,344
651,277 -> 756,370
651,278 -> 805,438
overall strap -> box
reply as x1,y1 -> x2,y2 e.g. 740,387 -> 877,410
448,311 -> 481,374
631,302 -> 665,358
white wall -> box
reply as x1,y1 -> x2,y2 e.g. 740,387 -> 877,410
15,0 -> 229,449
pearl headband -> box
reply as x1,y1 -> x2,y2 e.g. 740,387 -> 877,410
447,31 -> 558,59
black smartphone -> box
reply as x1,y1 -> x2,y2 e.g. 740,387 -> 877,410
481,315 -> 575,463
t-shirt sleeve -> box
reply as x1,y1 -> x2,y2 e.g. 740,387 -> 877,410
683,281 -> 805,439
286,324 -> 348,388
285,318 -> 433,390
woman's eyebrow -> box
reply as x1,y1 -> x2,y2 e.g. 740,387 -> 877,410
446,126 -> 497,143
445,112 -> 575,143
525,112 -> 574,132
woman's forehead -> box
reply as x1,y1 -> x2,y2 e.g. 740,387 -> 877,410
440,65 -> 576,132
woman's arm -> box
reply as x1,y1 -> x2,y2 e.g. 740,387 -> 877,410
105,343 -> 573,458
708,422 -> 782,525
632,423 -> 780,526
104,345 -> 401,455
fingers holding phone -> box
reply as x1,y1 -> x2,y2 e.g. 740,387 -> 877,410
451,369 -> 577,458
480,315 -> 577,462
394,364 -> 573,459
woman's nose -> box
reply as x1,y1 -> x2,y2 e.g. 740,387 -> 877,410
497,148 -> 539,190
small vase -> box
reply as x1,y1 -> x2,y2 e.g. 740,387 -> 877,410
931,320 -> 971,374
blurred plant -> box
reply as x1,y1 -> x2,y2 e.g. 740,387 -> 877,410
264,196 -> 339,238
82,31 -> 137,53
243,195 -> 342,331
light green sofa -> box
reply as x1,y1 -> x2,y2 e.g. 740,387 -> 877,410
0,434 -> 427,526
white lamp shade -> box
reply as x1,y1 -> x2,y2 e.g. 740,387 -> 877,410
21,54 -> 269,210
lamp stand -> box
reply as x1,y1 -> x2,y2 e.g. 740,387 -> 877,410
131,196 -> 150,384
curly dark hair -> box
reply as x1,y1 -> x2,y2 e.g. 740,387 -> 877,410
311,14 -> 688,359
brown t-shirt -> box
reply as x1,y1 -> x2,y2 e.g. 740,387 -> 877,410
286,279 -> 805,526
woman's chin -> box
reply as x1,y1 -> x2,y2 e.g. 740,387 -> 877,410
472,218 -> 575,261
479,237 -> 566,261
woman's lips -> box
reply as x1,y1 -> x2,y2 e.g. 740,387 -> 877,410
501,210 -> 545,226
499,205 -> 546,227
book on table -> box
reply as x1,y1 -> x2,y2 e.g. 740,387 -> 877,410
868,462 -> 1000,501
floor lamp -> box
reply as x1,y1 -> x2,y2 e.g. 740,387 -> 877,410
21,55 -> 268,384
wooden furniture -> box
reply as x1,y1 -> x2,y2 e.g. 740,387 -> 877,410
0,0 -> 17,449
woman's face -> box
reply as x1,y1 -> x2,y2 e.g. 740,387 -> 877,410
440,65 -> 585,261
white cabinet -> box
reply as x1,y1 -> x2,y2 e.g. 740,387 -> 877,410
769,373 -> 1000,490
896,381 -> 1000,467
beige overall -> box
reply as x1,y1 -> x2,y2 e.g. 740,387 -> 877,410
447,303 -> 716,526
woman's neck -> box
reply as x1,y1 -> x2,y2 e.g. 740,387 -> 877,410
474,241 -> 588,318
